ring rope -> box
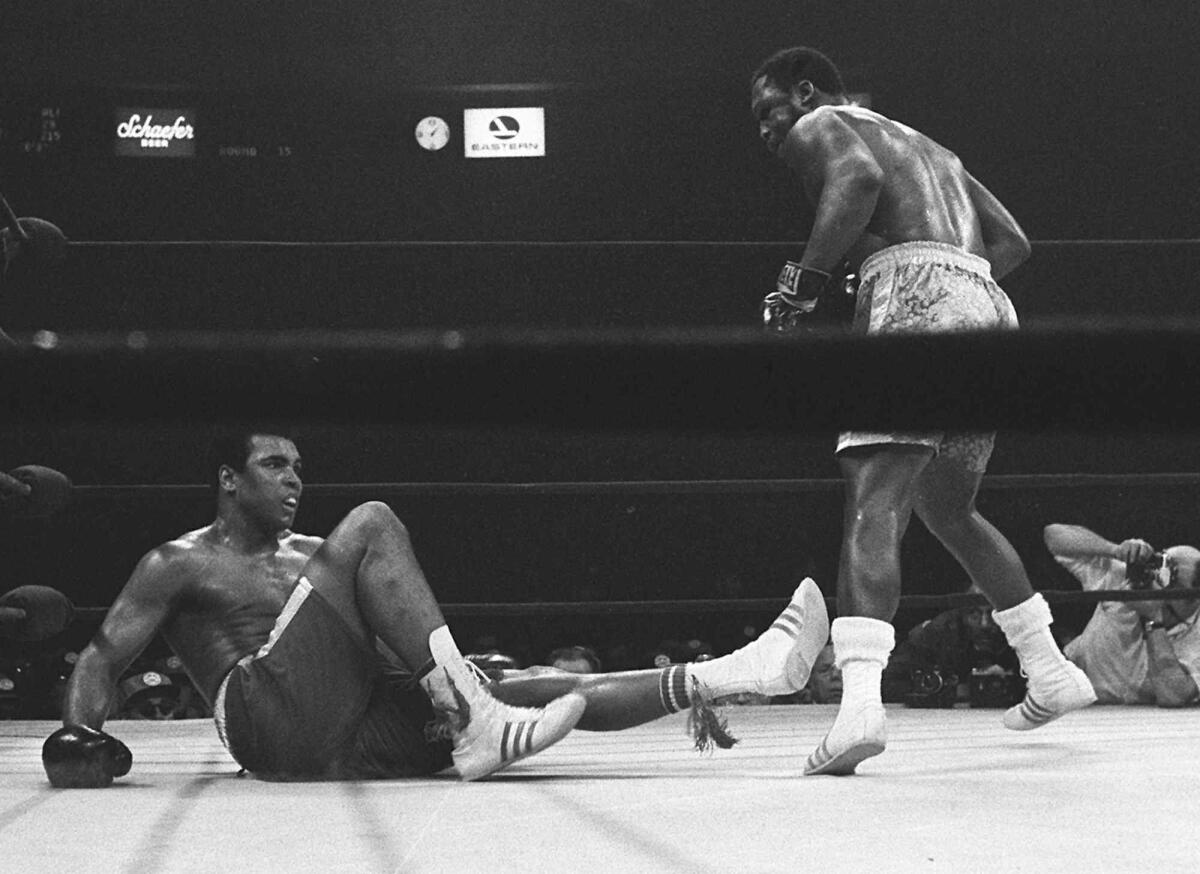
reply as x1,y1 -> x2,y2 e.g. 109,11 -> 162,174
8,323 -> 1200,429
71,586 -> 1199,619
69,472 -> 1200,498
66,238 -> 1200,248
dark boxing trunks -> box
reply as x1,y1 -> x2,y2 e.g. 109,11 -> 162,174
214,577 -> 452,780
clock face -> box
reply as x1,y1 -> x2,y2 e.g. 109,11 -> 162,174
415,116 -> 450,151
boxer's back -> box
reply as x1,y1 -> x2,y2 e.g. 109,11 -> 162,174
816,104 -> 989,268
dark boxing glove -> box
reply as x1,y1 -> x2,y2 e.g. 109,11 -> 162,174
1,465 -> 72,518
762,261 -> 858,332
43,725 -> 132,788
0,585 -> 74,641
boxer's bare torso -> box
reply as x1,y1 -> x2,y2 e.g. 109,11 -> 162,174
751,79 -> 1029,279
155,527 -> 323,703
783,104 -> 988,268
63,435 -> 322,725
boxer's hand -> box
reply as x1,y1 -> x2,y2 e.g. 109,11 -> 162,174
0,585 -> 74,641
763,262 -> 857,332
43,725 -> 132,788
0,465 -> 72,517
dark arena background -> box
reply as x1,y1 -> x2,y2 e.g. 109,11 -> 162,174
1,3 -> 1199,870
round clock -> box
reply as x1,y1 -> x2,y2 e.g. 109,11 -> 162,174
415,116 -> 450,151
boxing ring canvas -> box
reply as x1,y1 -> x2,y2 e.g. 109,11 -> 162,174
0,704 -> 1194,873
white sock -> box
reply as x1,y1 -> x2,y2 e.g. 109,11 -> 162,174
992,594 -> 1067,684
831,617 -> 895,710
420,625 -> 471,710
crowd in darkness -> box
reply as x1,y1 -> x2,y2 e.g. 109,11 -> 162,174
0,595 -> 1072,720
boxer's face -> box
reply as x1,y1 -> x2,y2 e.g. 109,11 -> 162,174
751,76 -> 815,156
225,434 -> 303,531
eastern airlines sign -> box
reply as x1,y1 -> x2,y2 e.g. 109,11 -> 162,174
463,107 -> 545,158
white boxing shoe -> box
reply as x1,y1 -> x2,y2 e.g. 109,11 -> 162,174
759,577 -> 831,695
445,667 -> 586,781
692,578 -> 830,699
1003,662 -> 1096,731
803,702 -> 887,776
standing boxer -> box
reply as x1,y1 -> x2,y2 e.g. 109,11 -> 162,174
750,46 -> 1095,775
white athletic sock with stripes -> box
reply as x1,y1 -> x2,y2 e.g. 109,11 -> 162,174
657,664 -> 694,714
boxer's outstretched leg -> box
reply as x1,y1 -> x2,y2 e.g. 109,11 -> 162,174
494,581 -> 830,747
914,457 -> 1095,730
303,502 -> 583,780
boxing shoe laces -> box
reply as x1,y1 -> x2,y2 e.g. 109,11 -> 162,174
803,703 -> 887,776
447,662 -> 586,781
1003,662 -> 1096,731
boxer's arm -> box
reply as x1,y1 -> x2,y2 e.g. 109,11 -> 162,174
781,111 -> 883,273
965,172 -> 1030,280
63,549 -> 182,729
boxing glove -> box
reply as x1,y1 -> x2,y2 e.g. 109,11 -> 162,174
762,261 -> 858,331
0,585 -> 74,641
4,465 -> 72,518
42,725 -> 132,788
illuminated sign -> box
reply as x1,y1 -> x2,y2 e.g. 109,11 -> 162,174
463,107 -> 544,158
114,108 -> 196,158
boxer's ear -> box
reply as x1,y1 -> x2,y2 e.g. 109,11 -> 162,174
218,464 -> 238,494
793,79 -> 816,107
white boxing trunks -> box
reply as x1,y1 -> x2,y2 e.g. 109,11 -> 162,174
836,241 -> 1019,471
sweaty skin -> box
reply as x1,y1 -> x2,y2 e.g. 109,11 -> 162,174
63,437 -> 315,726
752,73 -> 1034,623
750,78 -> 1030,279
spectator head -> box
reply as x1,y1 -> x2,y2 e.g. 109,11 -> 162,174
548,645 -> 601,674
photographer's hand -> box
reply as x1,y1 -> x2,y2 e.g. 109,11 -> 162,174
1141,613 -> 1200,706
1127,598 -> 1165,623
1114,538 -> 1155,565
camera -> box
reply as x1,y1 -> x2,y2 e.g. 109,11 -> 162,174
1126,552 -> 1169,590
968,667 -> 1025,708
903,667 -> 959,709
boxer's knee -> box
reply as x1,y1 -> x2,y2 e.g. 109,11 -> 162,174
340,501 -> 410,543
841,501 -> 907,608
844,496 -> 907,553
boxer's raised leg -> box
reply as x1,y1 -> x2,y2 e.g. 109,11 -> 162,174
301,501 -> 584,780
914,445 -> 1096,730
993,594 -> 1096,730
688,578 -> 829,698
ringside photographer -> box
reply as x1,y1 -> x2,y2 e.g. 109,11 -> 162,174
1044,524 -> 1200,707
